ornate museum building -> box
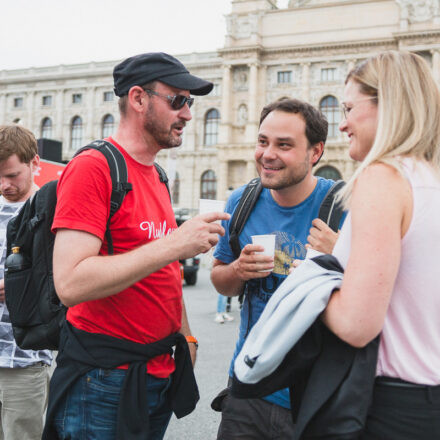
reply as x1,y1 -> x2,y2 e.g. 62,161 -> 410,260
1,0 -> 440,210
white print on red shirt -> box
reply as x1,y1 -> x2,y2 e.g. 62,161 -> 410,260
139,220 -> 176,239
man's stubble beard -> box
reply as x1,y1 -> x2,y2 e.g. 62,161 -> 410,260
143,101 -> 184,149
259,153 -> 310,191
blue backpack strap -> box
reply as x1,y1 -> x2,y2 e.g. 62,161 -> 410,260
228,178 -> 263,259
317,180 -> 346,232
74,140 -> 132,255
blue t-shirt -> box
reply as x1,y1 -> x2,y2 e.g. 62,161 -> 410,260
214,177 -> 335,409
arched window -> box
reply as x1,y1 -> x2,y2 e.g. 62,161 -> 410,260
315,165 -> 342,180
204,109 -> 220,146
320,96 -> 340,139
71,116 -> 83,150
102,114 -> 114,138
41,117 -> 53,139
172,172 -> 180,205
13,118 -> 22,125
200,170 -> 217,199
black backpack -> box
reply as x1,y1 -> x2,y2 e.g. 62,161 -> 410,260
4,140 -> 169,351
228,178 -> 346,259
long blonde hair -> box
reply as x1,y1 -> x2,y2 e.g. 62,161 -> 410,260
339,50 -> 440,204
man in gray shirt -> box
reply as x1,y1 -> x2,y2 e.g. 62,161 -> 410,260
0,125 -> 52,440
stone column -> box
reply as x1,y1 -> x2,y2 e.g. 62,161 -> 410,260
86,87 -> 96,142
301,63 -> 311,101
61,90 -> 71,157
258,65 -> 267,116
182,157 -> 194,210
431,50 -> 440,84
218,159 -> 228,201
398,3 -> 409,31
435,2 -> 440,25
219,65 -> 232,144
55,90 -> 65,143
185,116 -> 196,151
246,159 -> 256,181
245,63 -> 259,142
0,94 -> 6,125
26,91 -> 35,132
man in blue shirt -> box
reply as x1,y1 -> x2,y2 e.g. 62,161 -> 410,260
211,98 -> 340,439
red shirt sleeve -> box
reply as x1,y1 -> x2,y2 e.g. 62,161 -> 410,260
52,150 -> 112,240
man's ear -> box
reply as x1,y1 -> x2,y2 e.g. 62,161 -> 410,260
30,154 -> 40,174
310,142 -> 324,166
127,86 -> 147,114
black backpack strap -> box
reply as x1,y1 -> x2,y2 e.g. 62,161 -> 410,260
74,140 -> 133,255
153,162 -> 171,200
228,178 -> 263,259
317,180 -> 346,232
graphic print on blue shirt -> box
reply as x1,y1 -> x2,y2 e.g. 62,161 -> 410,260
214,177 -> 335,409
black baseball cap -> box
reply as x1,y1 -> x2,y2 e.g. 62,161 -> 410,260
113,52 -> 213,97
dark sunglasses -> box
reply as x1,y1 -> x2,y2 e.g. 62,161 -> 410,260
143,89 -> 194,110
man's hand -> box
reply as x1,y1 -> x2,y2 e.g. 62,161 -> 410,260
232,244 -> 274,281
0,279 -> 4,302
170,212 -> 230,259
307,218 -> 339,254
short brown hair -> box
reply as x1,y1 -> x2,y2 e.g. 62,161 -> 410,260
118,80 -> 158,117
259,98 -> 328,147
0,125 -> 38,163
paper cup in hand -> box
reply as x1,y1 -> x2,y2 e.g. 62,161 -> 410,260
251,234 -> 276,272
199,199 -> 225,223
199,199 -> 225,215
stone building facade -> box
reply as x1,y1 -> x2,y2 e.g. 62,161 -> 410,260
1,0 -> 440,211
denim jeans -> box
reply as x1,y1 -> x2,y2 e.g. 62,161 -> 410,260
53,368 -> 172,440
217,294 -> 227,313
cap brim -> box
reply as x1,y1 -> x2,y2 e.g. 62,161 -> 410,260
160,72 -> 213,96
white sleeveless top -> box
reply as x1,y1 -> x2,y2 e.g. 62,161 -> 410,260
333,158 -> 440,385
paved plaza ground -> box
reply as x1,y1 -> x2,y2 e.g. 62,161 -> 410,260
165,265 -> 240,440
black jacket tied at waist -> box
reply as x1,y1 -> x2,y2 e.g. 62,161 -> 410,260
43,321 -> 199,440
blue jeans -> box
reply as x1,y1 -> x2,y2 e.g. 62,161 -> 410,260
217,294 -> 227,313
53,368 -> 172,440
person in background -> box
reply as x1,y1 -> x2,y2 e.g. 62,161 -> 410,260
323,50 -> 440,439
0,125 -> 52,440
215,294 -> 234,324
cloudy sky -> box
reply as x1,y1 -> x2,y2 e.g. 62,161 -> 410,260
1,0 -> 234,70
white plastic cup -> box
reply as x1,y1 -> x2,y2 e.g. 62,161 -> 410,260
199,199 -> 226,215
251,234 -> 276,272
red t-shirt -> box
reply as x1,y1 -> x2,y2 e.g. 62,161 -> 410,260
52,138 -> 182,378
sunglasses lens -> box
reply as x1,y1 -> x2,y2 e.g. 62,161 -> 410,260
172,95 -> 185,110
172,95 -> 194,110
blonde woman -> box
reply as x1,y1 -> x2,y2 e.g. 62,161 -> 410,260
323,51 -> 440,439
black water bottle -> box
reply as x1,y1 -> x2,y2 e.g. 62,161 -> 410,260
5,245 -> 30,273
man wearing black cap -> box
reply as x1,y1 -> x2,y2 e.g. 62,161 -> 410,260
44,52 -> 229,440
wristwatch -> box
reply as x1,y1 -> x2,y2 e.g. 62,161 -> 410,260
185,335 -> 199,349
